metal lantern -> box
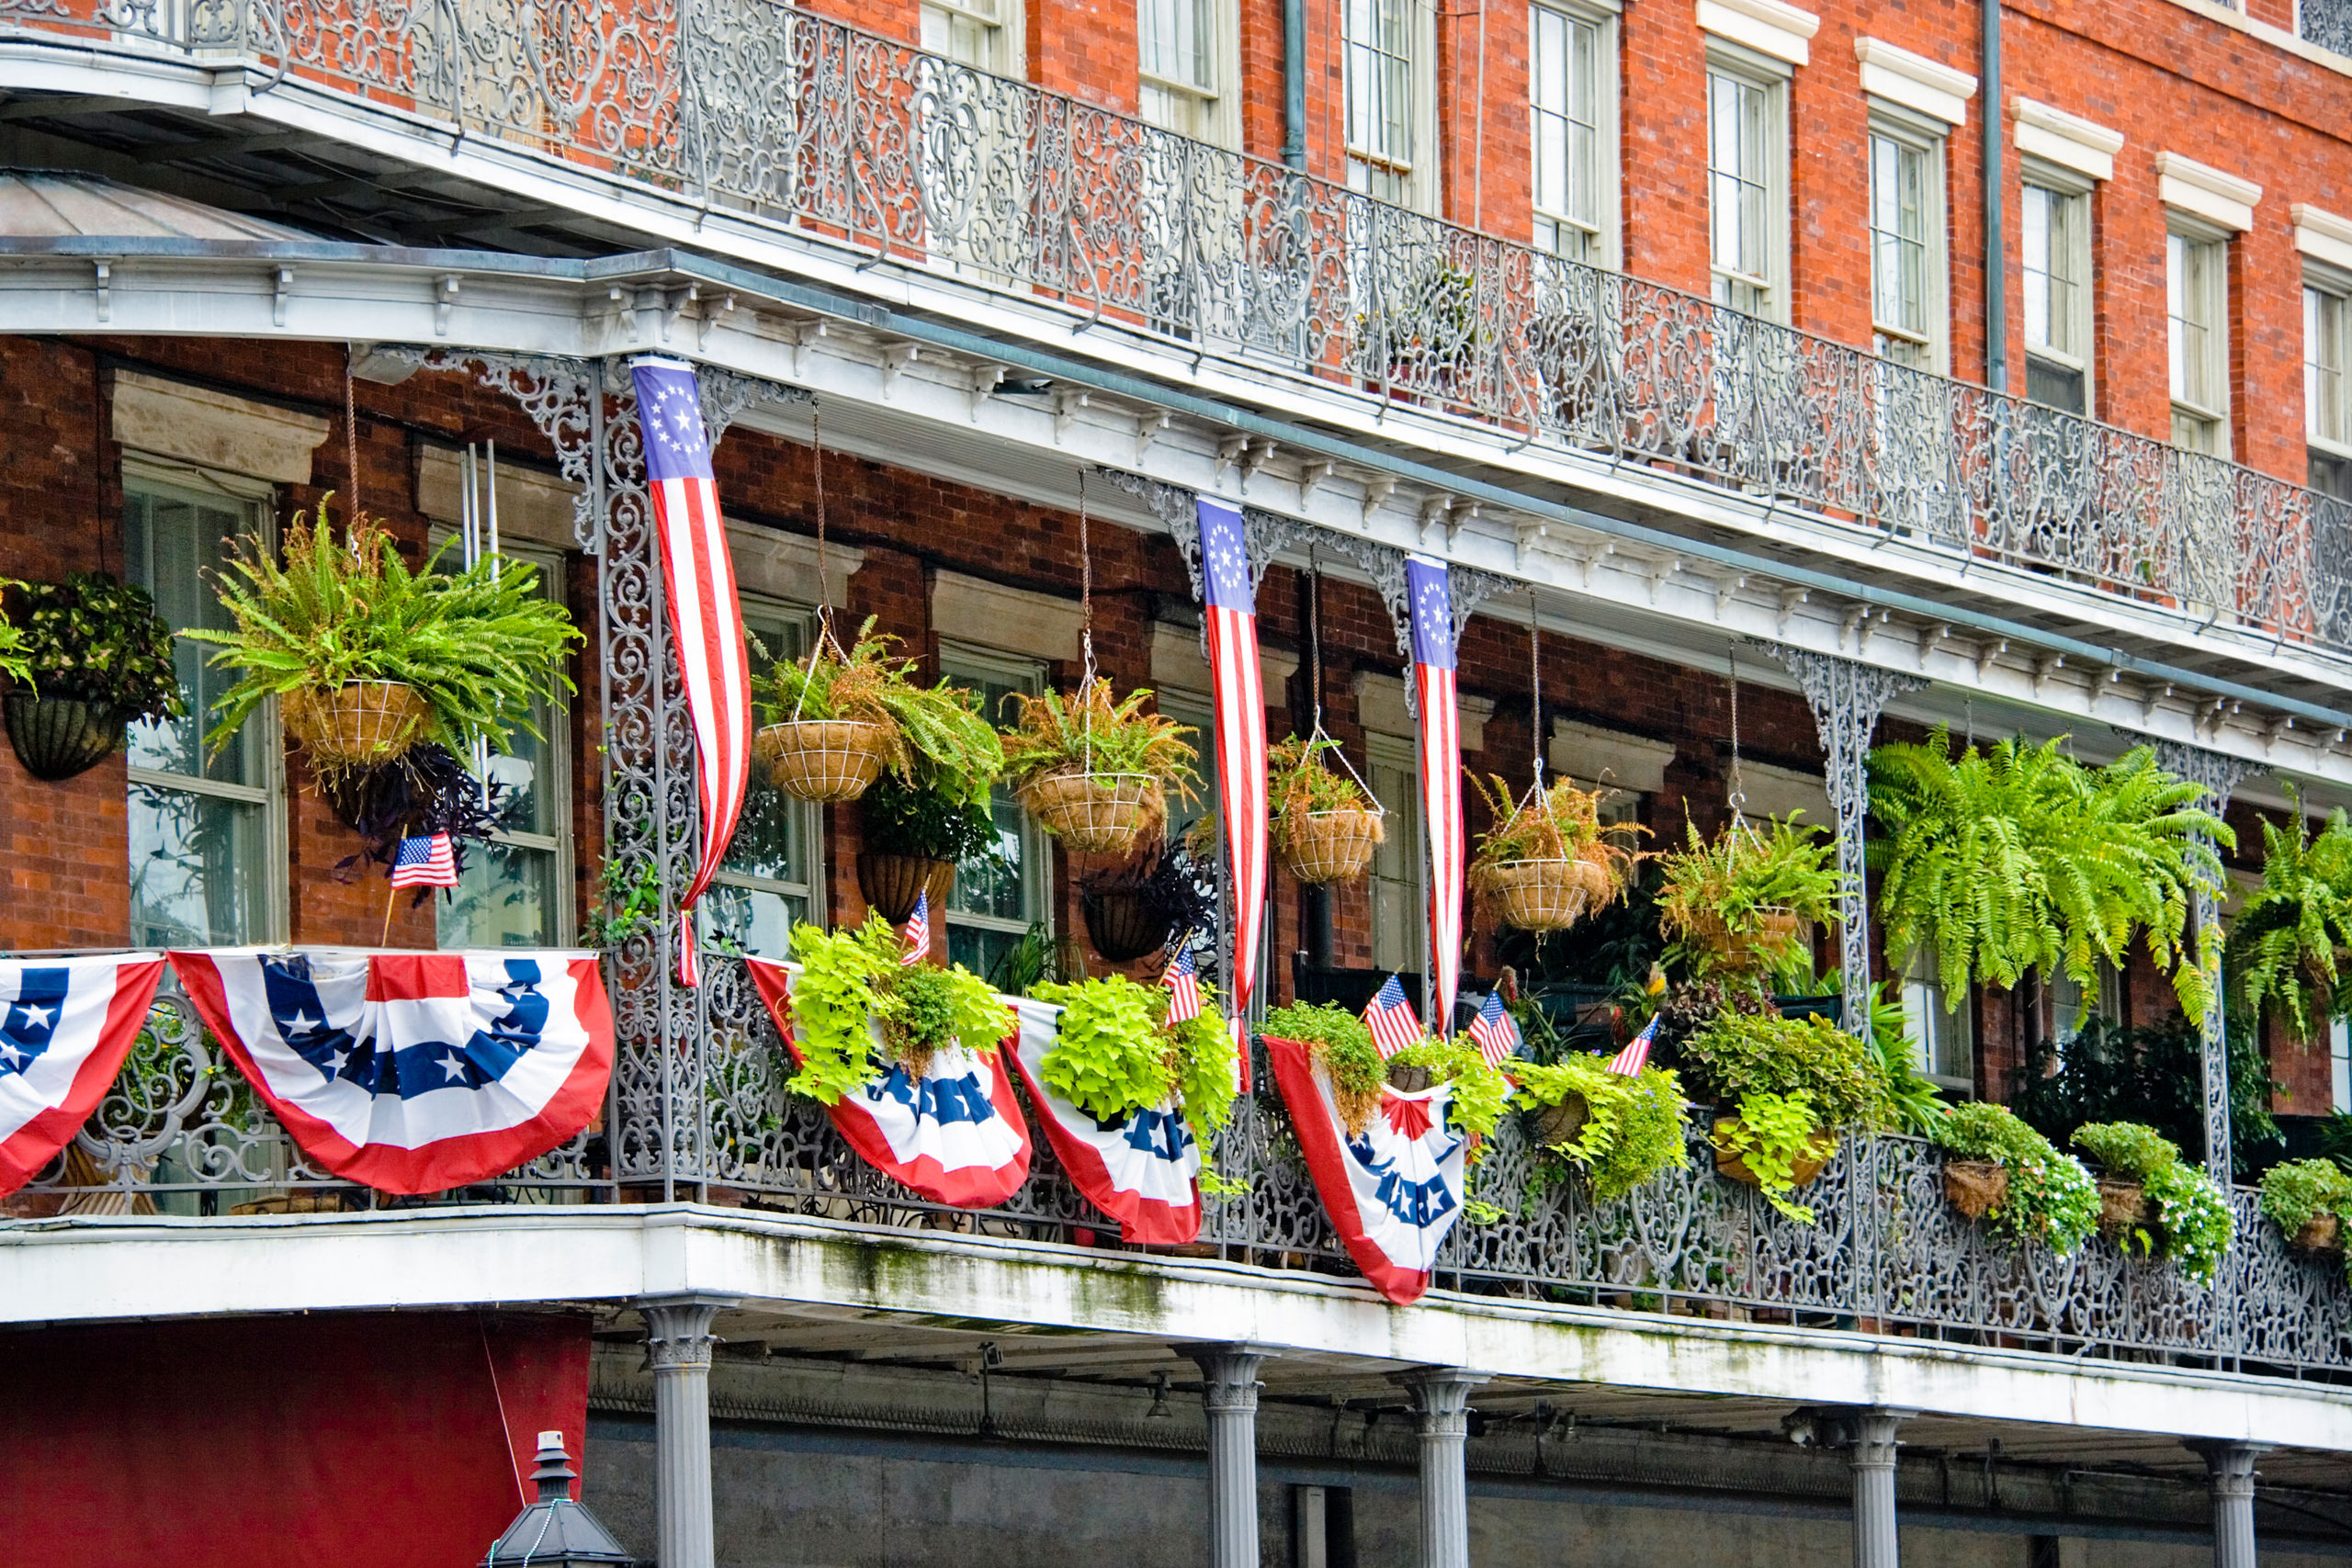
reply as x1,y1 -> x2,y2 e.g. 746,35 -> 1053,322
481,1431 -> 641,1568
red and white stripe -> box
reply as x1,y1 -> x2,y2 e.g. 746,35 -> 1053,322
1607,1017 -> 1657,1077
650,465 -> 752,917
1205,599 -> 1265,1092
1416,660 -> 1464,1028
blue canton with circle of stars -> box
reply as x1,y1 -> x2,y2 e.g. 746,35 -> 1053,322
0,967 -> 68,1079
1405,555 -> 1455,671
1198,500 -> 1253,614
633,361 -> 714,485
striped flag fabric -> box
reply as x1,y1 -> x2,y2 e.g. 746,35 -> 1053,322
389,832 -> 458,890
631,356 -> 752,989
1466,990 -> 1522,1068
1406,555 -> 1464,1030
899,890 -> 930,967
1197,498 -> 1265,1092
1363,973 -> 1421,1059
0,954 -> 168,1196
1161,945 -> 1202,1024
677,912 -> 701,988
1607,1016 -> 1658,1077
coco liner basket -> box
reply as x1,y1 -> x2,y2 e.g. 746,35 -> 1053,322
1713,1119 -> 1835,1190
1942,1159 -> 2010,1221
754,718 -> 889,803
284,680 -> 429,770
1481,857 -> 1612,933
1684,906 -> 1805,968
1279,807 -> 1385,886
1022,770 -> 1155,856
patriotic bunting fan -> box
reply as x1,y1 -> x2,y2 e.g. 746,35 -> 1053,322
1004,994 -> 1202,1245
0,953 -> 168,1196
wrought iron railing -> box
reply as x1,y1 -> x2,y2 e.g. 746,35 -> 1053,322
2303,0 -> 2352,58
17,988 -> 2351,1378
5,0 -> 2351,653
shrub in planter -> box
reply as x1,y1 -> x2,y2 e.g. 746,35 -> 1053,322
1679,1009 -> 1892,1224
784,917 -> 1012,1103
1,573 -> 182,780
2072,1121 -> 2233,1280
855,773 -> 1001,923
1030,973 -> 1237,1142
2223,784 -> 2352,1043
1928,1101 -> 2099,1254
756,617 -> 1003,806
1655,813 -> 1843,985
1513,1053 -> 1690,1201
1385,1036 -> 1512,1159
2258,1158 -> 2352,1254
1000,678 -> 1200,856
2143,1157 -> 2234,1287
1263,1001 -> 1386,1137
1268,734 -> 1384,886
1466,773 -> 1639,934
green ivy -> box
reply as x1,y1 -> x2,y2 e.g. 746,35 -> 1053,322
1713,1089 -> 1832,1224
1031,974 -> 1235,1141
785,918 -> 1010,1104
1513,1053 -> 1690,1202
2143,1157 -> 2234,1287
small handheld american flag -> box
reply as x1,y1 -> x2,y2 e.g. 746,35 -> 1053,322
1606,1015 -> 1658,1077
1466,991 -> 1522,1069
1161,945 -> 1203,1024
1363,973 -> 1422,1059
899,890 -> 930,967
389,832 -> 458,890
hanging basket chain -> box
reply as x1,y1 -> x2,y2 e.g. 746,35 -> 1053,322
1529,592 -> 1544,787
790,403 -> 848,724
1078,468 -> 1094,772
1295,547 -> 1379,810
344,350 -> 361,536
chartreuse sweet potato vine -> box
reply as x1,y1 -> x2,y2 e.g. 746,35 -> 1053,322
1513,1054 -> 1690,1202
1030,973 -> 1237,1143
784,918 -> 1012,1104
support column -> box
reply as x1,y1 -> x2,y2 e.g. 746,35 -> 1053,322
641,1294 -> 737,1568
2191,1440 -> 2267,1568
1399,1367 -> 1489,1568
1189,1343 -> 1275,1568
2154,741 -> 2259,1181
1848,1408 -> 1909,1568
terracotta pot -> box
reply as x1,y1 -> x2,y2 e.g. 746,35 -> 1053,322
1080,886 -> 1174,963
284,681 -> 428,770
1531,1092 -> 1590,1149
1023,771 -> 1156,855
2096,1177 -> 2157,1236
3,693 -> 123,781
1712,1117 -> 1833,1190
856,852 -> 954,925
1942,1158 -> 2010,1221
753,718 -> 888,803
1277,806 -> 1384,886
2290,1212 -> 2344,1255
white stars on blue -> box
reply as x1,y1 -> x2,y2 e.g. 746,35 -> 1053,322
632,362 -> 714,484
1405,555 -> 1455,671
0,968 -> 66,1077
1198,500 -> 1253,612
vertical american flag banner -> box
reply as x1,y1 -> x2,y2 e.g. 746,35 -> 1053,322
1406,554 -> 1465,1029
631,356 -> 752,987
1198,499 -> 1265,1091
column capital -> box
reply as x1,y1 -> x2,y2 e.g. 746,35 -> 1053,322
639,1293 -> 736,1371
1847,1407 -> 1912,1471
2188,1438 -> 2269,1498
1395,1366 -> 1491,1434
1187,1342 -> 1278,1414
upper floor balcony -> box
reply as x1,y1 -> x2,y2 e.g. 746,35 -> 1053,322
0,0 -> 2349,683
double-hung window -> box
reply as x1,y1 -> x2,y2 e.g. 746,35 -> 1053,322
436,541 -> 573,948
941,645 -> 1048,981
1138,0 -> 1237,145
2022,174 -> 2094,415
2167,225 -> 2231,456
1344,0 -> 1432,208
921,0 -> 1018,71
1706,51 -> 1787,319
124,473 -> 281,946
2306,271 -> 2352,500
1530,0 -> 1616,265
1901,949 -> 1973,1091
1867,113 -> 1945,371
1366,733 -> 1423,977
702,600 -> 824,959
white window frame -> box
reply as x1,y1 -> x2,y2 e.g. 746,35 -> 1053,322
921,0 -> 1023,74
1705,42 -> 1791,322
704,595 -> 826,959
1138,0 -> 1240,148
120,459 -> 287,945
938,642 -> 1051,965
2305,263 -> 2352,493
2166,218 -> 2232,456
1343,0 -> 1439,211
1900,947 -> 1973,1092
2021,160 -> 2096,416
2333,1016 -> 2351,1115
1365,730 -> 1424,977
1866,103 -> 1949,373
1528,0 -> 1620,268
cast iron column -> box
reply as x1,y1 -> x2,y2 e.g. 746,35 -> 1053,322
642,1294 -> 735,1568
2154,740 -> 2258,1179
1400,1367 -> 1488,1568
1849,1408 -> 1910,1568
1190,1344 -> 1275,1568
2192,1440 -> 2267,1568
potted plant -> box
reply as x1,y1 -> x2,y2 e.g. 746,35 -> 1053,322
1513,1053 -> 1690,1201
2223,785 -> 2352,1043
2068,1122 -> 2235,1282
783,916 -> 1013,1103
999,677 -> 1200,857
1263,1001 -> 1387,1137
1466,773 -> 1638,933
1077,840 -> 1216,964
2069,1122 -> 2177,1240
1928,1101 -> 2099,1253
1870,728 -> 2232,1028
1383,1035 -> 1512,1160
1268,734 -> 1385,886
855,772 -> 1001,924
1679,1009 -> 1893,1223
1655,813 -> 1843,981
755,616 -> 1003,807
0,572 -> 182,781
2143,1156 -> 2235,1287
2258,1157 -> 2352,1255
187,506 -> 580,778
1029,972 -> 1238,1143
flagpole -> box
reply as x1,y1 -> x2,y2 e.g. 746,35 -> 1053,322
380,877 -> 397,948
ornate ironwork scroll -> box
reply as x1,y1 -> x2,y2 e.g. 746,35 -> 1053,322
376,346 -> 601,549
2154,739 -> 2262,1181
1756,643 -> 1924,1037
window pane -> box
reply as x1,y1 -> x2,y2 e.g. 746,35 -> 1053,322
438,840 -> 556,948
124,490 -> 254,786
130,779 -> 258,945
703,883 -> 808,959
941,654 -> 1044,943
708,604 -> 818,959
1368,757 -> 1420,974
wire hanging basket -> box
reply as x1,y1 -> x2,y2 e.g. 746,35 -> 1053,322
1022,768 -> 1157,855
755,716 -> 889,803
1479,855 -> 1611,933
1278,805 -> 1386,886
284,680 -> 429,771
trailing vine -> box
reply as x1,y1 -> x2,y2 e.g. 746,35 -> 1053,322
784,919 -> 1012,1104
1031,974 -> 1237,1141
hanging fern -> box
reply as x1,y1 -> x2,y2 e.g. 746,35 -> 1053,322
1867,728 -> 2230,1026
2223,786 -> 2352,1042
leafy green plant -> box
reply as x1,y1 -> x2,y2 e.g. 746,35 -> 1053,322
999,678 -> 1200,827
187,506 -> 580,762
2258,1157 -> 2352,1235
1655,813 -> 1844,984
1465,773 -> 1639,888
1389,1036 -> 1512,1153
986,920 -> 1079,997
1031,973 -> 1237,1141
784,918 -> 1011,1103
0,581 -> 28,689
1930,1100 -> 2100,1254
6,573 -> 180,718
2144,1157 -> 2234,1287
2010,1012 -> 2279,1181
1679,1009 -> 1893,1133
2223,785 -> 2352,1042
1712,1089 -> 1833,1223
1269,734 -> 1383,843
1264,1001 -> 1385,1134
582,855 -> 662,948
759,615 -> 1004,806
1868,728 -> 2231,1025
2070,1121 -> 2180,1180
1864,979 -> 1949,1136
860,772 -> 1004,864
1514,1053 -> 1690,1201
